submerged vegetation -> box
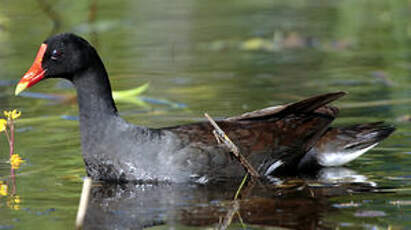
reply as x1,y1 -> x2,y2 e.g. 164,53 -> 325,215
0,109 -> 24,212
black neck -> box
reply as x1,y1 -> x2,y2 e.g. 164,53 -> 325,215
72,56 -> 118,122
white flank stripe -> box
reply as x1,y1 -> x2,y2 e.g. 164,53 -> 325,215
265,160 -> 284,176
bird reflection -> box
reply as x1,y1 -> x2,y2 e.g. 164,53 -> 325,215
83,168 -> 385,230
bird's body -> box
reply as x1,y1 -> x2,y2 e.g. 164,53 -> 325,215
15,33 -> 395,183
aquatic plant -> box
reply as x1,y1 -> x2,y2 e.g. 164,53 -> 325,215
9,154 -> 24,169
0,110 -> 24,211
1,109 -> 24,169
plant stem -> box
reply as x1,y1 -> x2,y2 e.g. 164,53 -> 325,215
9,119 -> 14,158
234,173 -> 248,200
217,200 -> 239,230
10,168 -> 16,195
3,125 -> 12,158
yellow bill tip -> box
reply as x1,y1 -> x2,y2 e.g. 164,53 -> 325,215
15,82 -> 28,96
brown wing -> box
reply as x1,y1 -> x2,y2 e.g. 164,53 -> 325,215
226,91 -> 345,121
164,92 -> 344,174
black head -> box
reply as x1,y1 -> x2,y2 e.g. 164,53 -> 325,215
42,33 -> 97,79
15,33 -> 100,95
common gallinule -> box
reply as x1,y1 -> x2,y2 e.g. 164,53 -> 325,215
15,33 -> 395,183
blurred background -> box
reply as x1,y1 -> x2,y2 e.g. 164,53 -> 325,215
0,0 -> 410,229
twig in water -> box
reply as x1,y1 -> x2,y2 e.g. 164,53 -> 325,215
205,113 -> 260,230
236,211 -> 246,229
204,113 -> 260,178
217,200 -> 240,230
75,177 -> 92,230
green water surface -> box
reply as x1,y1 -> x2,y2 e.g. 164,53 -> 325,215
0,0 -> 410,229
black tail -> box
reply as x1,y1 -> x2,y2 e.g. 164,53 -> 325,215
336,122 -> 395,151
298,122 -> 395,171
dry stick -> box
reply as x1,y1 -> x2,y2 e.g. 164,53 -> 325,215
217,200 -> 240,230
236,212 -> 246,229
204,113 -> 260,178
205,113 -> 259,230
75,177 -> 92,230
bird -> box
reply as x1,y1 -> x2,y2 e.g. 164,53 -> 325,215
15,33 -> 395,183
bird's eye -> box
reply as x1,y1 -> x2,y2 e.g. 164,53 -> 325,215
51,49 -> 63,60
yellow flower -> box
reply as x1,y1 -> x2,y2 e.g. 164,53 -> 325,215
10,154 -> 24,169
0,182 -> 7,196
13,195 -> 21,204
11,110 -> 21,119
4,109 -> 21,120
0,119 -> 6,132
7,195 -> 21,210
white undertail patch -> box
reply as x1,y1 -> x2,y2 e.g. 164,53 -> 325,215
318,143 -> 378,167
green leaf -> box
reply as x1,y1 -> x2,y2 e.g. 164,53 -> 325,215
112,83 -> 150,99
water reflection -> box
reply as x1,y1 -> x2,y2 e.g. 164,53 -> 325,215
0,163 -> 22,211
0,0 -> 410,229
84,168 -> 384,230
315,167 -> 376,187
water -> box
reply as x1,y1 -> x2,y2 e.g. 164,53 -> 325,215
0,0 -> 410,229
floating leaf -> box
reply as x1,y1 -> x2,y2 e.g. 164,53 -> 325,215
112,83 -> 149,99
241,37 -> 274,51
112,83 -> 150,107
114,96 -> 150,108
